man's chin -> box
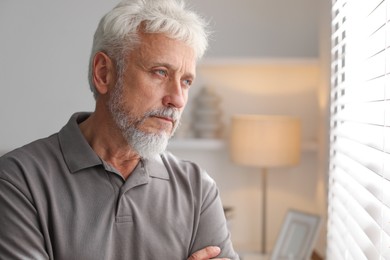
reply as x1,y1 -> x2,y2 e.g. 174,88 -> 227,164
127,129 -> 171,159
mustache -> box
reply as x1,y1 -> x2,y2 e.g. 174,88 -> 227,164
146,107 -> 181,122
132,107 -> 181,130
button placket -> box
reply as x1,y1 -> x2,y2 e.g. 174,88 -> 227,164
115,162 -> 149,223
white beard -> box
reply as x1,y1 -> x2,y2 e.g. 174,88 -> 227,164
108,77 -> 181,159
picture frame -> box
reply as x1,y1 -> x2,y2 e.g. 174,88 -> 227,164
270,209 -> 321,260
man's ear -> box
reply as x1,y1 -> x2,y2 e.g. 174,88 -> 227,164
92,52 -> 116,95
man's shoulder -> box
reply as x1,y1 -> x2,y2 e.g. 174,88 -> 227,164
1,133 -> 59,159
161,151 -> 199,168
0,134 -> 60,180
160,151 -> 216,187
161,151 -> 203,175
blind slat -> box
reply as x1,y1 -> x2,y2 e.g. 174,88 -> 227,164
332,164 -> 384,226
333,100 -> 385,125
340,76 -> 386,103
334,121 -> 385,151
363,1 -> 386,37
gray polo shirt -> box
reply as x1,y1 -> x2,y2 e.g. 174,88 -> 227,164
0,113 -> 238,260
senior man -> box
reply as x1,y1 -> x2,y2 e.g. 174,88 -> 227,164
0,0 -> 239,259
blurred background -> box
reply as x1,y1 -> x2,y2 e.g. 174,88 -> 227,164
0,0 -> 331,258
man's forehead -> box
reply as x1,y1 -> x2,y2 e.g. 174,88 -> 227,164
137,31 -> 196,57
134,34 -> 196,71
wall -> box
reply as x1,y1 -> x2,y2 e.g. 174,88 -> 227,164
191,0 -> 319,58
0,0 -> 325,256
0,0 -> 117,151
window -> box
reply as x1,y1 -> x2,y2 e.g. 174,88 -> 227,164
328,0 -> 390,259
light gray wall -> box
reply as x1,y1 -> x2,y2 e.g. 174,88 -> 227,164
191,0 -> 319,57
0,1 -> 116,150
0,0 -> 319,151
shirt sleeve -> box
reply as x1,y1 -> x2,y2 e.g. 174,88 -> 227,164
0,177 -> 50,259
189,172 -> 240,260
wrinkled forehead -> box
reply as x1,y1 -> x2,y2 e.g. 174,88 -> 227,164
134,31 -> 196,71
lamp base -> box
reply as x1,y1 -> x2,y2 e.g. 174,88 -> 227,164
261,168 -> 268,254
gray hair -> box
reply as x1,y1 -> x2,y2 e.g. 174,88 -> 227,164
88,0 -> 209,99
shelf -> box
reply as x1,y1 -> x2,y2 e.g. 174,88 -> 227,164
168,139 -> 318,152
168,138 -> 226,150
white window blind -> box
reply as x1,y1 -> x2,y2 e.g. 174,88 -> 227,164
328,0 -> 390,259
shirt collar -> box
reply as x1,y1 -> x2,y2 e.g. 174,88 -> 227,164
58,112 -> 170,181
58,112 -> 102,173
143,154 -> 170,180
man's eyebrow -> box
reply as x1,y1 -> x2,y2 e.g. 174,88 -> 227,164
152,62 -> 176,70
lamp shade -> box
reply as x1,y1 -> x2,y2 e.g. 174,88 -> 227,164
230,115 -> 301,168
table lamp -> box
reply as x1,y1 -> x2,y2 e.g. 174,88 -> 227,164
229,115 -> 301,254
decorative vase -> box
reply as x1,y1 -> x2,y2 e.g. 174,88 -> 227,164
191,87 -> 224,139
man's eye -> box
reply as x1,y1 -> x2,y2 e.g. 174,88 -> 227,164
183,79 -> 193,88
155,69 -> 167,76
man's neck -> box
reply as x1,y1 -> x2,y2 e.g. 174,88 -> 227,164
79,111 -> 140,180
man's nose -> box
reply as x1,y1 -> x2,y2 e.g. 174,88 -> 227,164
162,79 -> 186,109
